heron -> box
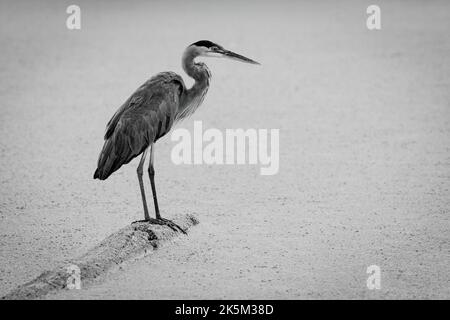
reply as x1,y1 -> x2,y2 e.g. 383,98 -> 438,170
94,40 -> 259,233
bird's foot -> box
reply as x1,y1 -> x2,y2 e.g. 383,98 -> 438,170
132,217 -> 187,234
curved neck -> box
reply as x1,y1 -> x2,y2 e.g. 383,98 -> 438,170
182,46 -> 211,82
177,46 -> 211,121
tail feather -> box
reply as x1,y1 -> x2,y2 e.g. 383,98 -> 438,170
93,138 -> 118,180
93,130 -> 146,180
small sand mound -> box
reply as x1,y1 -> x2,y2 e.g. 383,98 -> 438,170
2,214 -> 199,300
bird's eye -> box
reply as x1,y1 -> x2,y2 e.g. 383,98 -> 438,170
211,46 -> 218,51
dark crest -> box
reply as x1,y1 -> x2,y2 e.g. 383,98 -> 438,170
190,40 -> 221,49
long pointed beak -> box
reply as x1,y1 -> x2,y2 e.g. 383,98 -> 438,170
220,49 -> 260,65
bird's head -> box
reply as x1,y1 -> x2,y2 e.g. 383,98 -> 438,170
188,40 -> 260,65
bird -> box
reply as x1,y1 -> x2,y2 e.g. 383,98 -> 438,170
93,40 -> 259,233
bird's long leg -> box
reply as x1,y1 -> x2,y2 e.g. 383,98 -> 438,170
137,147 -> 150,221
147,144 -> 186,234
148,144 -> 161,219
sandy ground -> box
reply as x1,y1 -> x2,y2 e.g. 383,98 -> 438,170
0,0 -> 449,299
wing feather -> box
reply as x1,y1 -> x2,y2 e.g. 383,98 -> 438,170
94,72 -> 184,180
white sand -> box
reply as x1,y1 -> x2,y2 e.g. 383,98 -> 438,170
0,0 -> 449,299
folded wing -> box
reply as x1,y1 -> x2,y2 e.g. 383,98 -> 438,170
94,73 -> 184,180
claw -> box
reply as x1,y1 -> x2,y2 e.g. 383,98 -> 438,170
132,217 -> 187,234
160,218 -> 187,234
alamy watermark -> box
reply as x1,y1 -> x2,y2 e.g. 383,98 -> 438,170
366,5 -> 381,30
66,4 -> 381,31
170,121 -> 279,175
66,5 -> 81,30
366,265 -> 381,290
66,264 -> 81,290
